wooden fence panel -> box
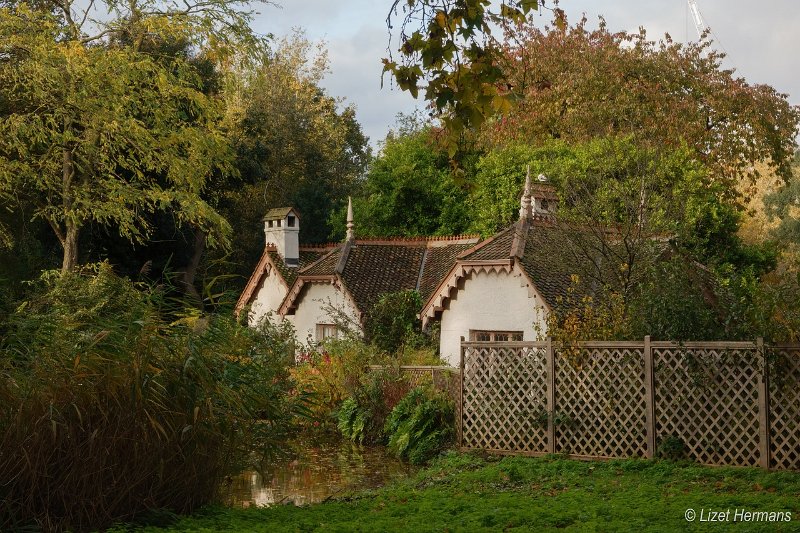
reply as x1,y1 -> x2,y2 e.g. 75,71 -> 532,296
768,346 -> 800,470
459,339 -> 800,470
461,344 -> 549,454
555,345 -> 648,458
652,345 -> 761,467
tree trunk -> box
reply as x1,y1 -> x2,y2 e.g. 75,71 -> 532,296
61,221 -> 80,272
60,146 -> 79,273
179,227 -> 206,306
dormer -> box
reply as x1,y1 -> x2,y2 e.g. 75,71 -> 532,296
264,207 -> 300,267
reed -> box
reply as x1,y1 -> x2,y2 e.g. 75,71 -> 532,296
0,264 -> 297,532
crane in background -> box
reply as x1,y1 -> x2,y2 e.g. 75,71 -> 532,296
687,0 -> 709,40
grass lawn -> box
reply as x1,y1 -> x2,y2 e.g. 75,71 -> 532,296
122,453 -> 800,532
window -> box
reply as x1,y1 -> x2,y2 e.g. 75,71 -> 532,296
316,324 -> 338,343
287,215 -> 296,227
540,199 -> 549,211
470,330 -> 523,342
267,220 -> 274,228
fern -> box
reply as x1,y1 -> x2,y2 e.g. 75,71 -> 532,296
337,397 -> 369,444
384,387 -> 454,465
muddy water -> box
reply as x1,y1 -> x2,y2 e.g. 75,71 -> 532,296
224,440 -> 416,508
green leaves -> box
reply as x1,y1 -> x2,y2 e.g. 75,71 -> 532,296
384,0 -> 546,155
0,4 -> 239,269
384,386 -> 454,465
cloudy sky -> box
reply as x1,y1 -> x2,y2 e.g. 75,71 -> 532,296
250,1 -> 800,148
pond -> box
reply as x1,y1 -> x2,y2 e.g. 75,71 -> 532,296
223,439 -> 417,508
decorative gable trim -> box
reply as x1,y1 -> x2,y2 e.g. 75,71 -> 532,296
278,275 -> 336,316
235,246 -> 283,315
277,274 -> 365,323
420,259 -> 514,328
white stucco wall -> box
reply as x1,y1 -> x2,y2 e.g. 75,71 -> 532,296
438,269 -> 548,366
289,282 -> 361,346
247,268 -> 288,327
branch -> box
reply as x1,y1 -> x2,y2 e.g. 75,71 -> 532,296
44,214 -> 66,247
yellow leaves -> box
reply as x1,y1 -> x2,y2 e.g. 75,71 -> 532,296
492,95 -> 513,116
435,11 -> 447,29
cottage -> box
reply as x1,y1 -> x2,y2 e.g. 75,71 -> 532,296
237,172 -> 582,365
235,200 -> 480,347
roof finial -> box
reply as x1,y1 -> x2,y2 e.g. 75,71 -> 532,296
346,196 -> 355,241
519,166 -> 532,221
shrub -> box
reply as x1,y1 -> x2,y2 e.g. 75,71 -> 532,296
336,367 -> 413,444
337,397 -> 370,444
291,339 -> 379,431
364,290 -> 429,353
384,387 -> 454,465
0,264 -> 297,532
657,435 -> 689,461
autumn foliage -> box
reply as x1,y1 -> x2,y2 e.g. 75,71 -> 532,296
487,17 -> 799,195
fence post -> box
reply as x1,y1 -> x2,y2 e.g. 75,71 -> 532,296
643,335 -> 656,459
458,343 -> 465,449
757,337 -> 771,469
546,337 -> 556,454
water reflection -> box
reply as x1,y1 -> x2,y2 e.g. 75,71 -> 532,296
224,440 -> 416,508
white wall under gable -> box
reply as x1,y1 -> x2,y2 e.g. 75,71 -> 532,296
247,266 -> 287,327
289,282 -> 361,345
439,268 -> 548,366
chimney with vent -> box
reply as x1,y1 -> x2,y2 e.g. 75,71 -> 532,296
263,207 -> 300,267
531,173 -> 558,216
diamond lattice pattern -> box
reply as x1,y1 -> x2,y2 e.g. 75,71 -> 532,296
555,347 -> 648,458
462,346 -> 549,453
769,347 -> 800,470
654,348 -> 761,466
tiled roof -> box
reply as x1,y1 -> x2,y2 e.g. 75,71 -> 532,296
268,249 -> 331,286
340,244 -> 426,312
236,245 -> 337,313
299,247 -> 342,276
417,243 -> 475,301
460,225 -> 516,261
456,219 -> 596,309
281,236 -> 480,315
517,223 -> 583,308
263,207 -> 297,220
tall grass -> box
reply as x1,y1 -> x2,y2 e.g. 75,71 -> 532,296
0,264 -> 298,532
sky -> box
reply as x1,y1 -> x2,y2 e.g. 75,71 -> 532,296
250,1 -> 800,148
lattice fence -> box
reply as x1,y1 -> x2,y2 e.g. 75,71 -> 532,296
653,343 -> 761,467
461,343 -> 549,454
556,343 -> 648,458
769,345 -> 800,470
460,338 -> 800,470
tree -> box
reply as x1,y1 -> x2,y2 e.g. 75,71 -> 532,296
0,0 -> 255,272
333,115 -> 470,239
474,138 -> 709,300
383,0 -> 564,155
764,152 -> 800,259
487,17 -> 799,194
221,31 -> 370,276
